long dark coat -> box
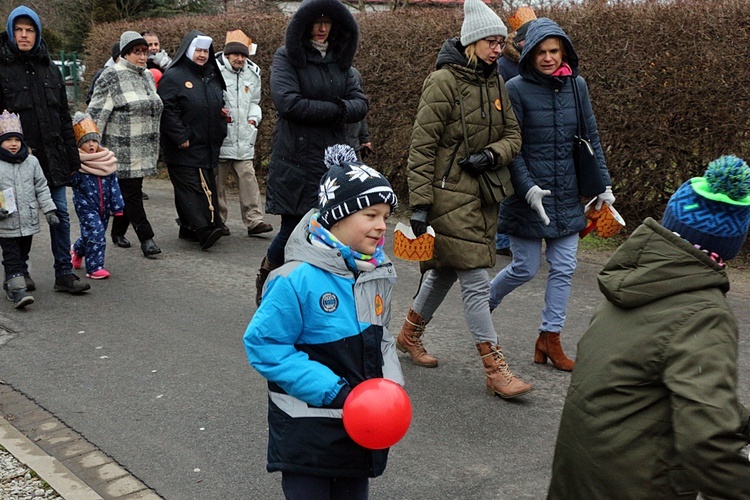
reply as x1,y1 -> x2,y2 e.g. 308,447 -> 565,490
158,30 -> 227,169
265,0 -> 368,216
0,7 -> 78,188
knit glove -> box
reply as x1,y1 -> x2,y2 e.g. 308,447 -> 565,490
595,186 -> 616,210
45,211 -> 60,227
0,208 -> 8,221
458,150 -> 494,177
525,185 -> 551,226
410,206 -> 431,237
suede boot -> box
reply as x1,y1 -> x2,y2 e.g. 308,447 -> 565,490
255,256 -> 281,306
396,308 -> 438,367
534,331 -> 575,371
476,341 -> 533,399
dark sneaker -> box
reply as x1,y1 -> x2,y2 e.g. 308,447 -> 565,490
12,290 -> 34,309
54,274 -> 91,294
247,222 -> 273,236
220,224 -> 231,236
23,273 -> 35,292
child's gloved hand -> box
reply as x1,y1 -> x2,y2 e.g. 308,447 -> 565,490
0,208 -> 8,221
45,211 -> 60,227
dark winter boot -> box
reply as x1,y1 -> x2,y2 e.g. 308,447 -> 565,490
4,276 -> 34,309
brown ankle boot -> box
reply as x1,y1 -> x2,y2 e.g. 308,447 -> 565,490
476,342 -> 533,398
534,331 -> 575,371
396,308 -> 438,367
255,256 -> 281,306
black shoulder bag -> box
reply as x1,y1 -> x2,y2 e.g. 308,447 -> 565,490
571,78 -> 606,197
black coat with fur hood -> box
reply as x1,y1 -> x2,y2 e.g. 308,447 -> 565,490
265,0 -> 368,216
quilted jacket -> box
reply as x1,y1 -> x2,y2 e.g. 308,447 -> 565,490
498,18 -> 610,239
408,38 -> 521,271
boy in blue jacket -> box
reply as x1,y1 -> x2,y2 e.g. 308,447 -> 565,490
244,145 -> 402,500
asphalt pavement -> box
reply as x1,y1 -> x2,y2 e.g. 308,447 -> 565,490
1,178 -> 749,499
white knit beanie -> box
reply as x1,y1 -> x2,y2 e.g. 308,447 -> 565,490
460,0 -> 508,46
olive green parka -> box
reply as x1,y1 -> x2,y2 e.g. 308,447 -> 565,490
549,218 -> 750,499
408,38 -> 521,271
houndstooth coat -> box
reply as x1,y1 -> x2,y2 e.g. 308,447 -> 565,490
87,59 -> 163,179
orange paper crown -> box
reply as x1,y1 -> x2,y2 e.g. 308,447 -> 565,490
507,6 -> 536,32
393,223 -> 435,261
72,112 -> 100,146
225,29 -> 251,48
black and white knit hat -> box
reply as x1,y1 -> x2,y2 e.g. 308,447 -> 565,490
461,0 -> 507,46
318,145 -> 398,229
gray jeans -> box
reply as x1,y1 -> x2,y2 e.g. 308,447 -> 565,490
413,268 -> 497,344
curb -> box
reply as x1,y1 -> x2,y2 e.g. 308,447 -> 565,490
0,383 -> 161,499
0,414 -> 102,499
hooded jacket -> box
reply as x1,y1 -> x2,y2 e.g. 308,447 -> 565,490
549,218 -> 750,499
497,33 -> 520,82
498,18 -> 610,239
86,58 -> 163,179
244,210 -> 403,478
158,30 -> 227,169
264,0 -> 368,216
408,38 -> 521,271
0,6 -> 79,187
216,52 -> 262,161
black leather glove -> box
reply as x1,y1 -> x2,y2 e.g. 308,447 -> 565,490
0,208 -> 8,221
458,149 -> 495,177
410,205 -> 431,237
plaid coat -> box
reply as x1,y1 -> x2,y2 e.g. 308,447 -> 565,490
87,59 -> 163,179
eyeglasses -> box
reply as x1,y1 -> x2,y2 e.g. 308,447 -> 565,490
483,38 -> 505,49
130,48 -> 149,56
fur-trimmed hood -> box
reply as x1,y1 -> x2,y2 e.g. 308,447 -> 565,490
284,0 -> 359,70
501,32 -> 520,64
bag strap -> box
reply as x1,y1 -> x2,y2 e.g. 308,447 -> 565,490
571,77 -> 588,138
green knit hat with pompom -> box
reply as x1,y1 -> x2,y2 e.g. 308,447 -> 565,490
661,155 -> 750,260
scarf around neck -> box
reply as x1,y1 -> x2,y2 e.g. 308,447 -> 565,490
309,212 -> 385,273
311,39 -> 328,58
79,147 -> 117,176
0,142 -> 29,164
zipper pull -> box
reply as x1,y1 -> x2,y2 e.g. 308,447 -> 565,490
441,177 -> 446,188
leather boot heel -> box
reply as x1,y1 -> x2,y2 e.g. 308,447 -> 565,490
534,335 -> 548,364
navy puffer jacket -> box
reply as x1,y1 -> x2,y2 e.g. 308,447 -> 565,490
498,18 -> 610,239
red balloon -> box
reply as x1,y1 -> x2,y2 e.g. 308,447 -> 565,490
149,68 -> 163,86
343,378 -> 412,450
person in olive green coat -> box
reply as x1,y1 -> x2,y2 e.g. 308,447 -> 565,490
549,156 -> 750,499
395,0 -> 529,400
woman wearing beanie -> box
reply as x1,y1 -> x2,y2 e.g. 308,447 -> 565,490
87,30 -> 163,258
398,0 -> 530,399
246,145 -> 401,499
255,0 -> 368,306
489,18 -> 614,372
548,156 -> 750,498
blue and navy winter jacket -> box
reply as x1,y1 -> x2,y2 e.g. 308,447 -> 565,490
244,210 -> 403,478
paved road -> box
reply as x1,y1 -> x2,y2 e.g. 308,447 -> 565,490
1,178 -> 749,499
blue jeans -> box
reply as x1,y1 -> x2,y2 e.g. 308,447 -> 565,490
49,185 -> 73,278
496,208 -> 509,250
489,233 -> 578,332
